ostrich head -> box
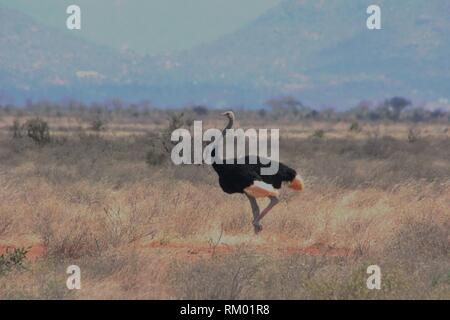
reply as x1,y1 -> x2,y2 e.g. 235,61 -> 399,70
221,111 -> 235,121
220,111 -> 235,135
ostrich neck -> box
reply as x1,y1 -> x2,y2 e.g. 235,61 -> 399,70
222,117 -> 234,136
212,116 -> 234,166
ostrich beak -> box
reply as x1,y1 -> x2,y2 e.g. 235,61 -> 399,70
221,112 -> 228,116
288,175 -> 305,191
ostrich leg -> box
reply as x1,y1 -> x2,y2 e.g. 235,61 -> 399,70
246,194 -> 262,233
254,196 -> 279,226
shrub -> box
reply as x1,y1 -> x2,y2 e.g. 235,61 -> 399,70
23,118 -> 50,145
0,215 -> 12,236
387,219 -> 449,263
407,127 -> 421,143
349,121 -> 361,132
0,247 -> 29,276
145,148 -> 167,166
170,250 -> 261,299
10,119 -> 23,138
312,129 -> 325,139
91,118 -> 106,131
362,135 -> 396,159
145,112 -> 192,167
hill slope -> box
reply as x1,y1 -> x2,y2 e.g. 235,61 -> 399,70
0,6 -> 134,102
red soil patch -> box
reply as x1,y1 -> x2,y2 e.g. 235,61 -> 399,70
0,240 -> 352,265
145,241 -> 234,261
144,241 -> 353,260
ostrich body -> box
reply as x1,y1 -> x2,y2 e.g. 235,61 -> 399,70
211,111 -> 304,233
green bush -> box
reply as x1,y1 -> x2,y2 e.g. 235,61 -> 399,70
23,118 -> 50,145
91,118 -> 106,131
146,147 -> 167,166
312,129 -> 325,139
349,121 -> 361,132
0,247 -> 29,276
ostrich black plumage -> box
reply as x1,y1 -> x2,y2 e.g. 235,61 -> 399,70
211,111 -> 304,234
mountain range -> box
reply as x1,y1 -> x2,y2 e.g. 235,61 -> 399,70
1,0 -> 449,109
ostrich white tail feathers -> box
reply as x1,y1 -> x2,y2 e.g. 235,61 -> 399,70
244,181 -> 279,198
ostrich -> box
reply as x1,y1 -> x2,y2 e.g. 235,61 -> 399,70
211,111 -> 304,234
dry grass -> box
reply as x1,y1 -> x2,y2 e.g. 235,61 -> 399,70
0,113 -> 449,299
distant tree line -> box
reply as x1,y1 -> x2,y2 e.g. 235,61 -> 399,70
265,96 -> 450,123
0,96 -> 449,123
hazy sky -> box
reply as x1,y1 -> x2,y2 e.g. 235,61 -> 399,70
0,0 -> 281,54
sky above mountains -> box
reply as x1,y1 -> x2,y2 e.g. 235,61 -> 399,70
0,0 -> 281,54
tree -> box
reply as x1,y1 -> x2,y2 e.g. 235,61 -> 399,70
266,96 -> 309,119
386,97 -> 411,121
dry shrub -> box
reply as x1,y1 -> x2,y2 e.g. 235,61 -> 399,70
78,248 -> 146,295
117,249 -> 144,292
253,254 -> 330,299
148,181 -> 219,237
145,145 -> 167,166
387,218 -> 449,264
0,214 -> 13,236
34,202 -> 156,261
99,203 -> 156,247
169,251 -> 438,300
10,119 -> 22,138
361,136 -> 397,159
260,255 -> 411,300
145,111 -> 193,167
0,257 -> 73,300
34,263 -> 70,300
408,127 -> 421,143
170,250 -> 261,299
39,214 -> 102,260
301,262 -> 419,300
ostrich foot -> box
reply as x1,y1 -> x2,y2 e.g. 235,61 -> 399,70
253,221 -> 263,234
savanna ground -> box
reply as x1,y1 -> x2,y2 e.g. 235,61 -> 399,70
0,106 -> 449,299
